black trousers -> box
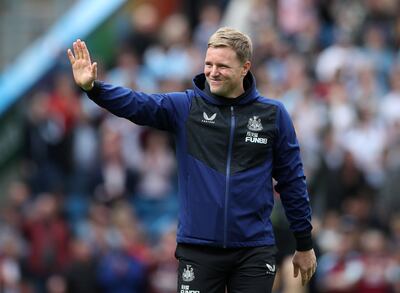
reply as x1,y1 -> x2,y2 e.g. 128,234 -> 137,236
175,243 -> 277,293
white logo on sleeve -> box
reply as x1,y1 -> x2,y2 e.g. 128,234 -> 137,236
202,112 -> 217,124
182,265 -> 195,282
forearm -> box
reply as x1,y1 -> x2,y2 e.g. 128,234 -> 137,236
277,179 -> 313,251
85,81 -> 176,130
85,81 -> 141,119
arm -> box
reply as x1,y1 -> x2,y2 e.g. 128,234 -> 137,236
272,102 -> 317,285
67,40 -> 186,131
85,81 -> 184,130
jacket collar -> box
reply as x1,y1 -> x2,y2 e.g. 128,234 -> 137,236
192,72 -> 259,105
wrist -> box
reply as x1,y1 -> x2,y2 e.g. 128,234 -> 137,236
294,230 -> 313,251
81,80 -> 95,91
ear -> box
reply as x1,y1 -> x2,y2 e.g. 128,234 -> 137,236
242,61 -> 251,76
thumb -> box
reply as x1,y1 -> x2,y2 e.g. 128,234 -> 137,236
92,62 -> 98,79
92,62 -> 97,78
293,263 -> 299,278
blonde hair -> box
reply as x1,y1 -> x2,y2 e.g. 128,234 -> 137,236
208,27 -> 253,64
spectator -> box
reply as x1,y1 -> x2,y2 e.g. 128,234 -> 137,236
316,224 -> 362,293
148,227 -> 178,293
355,229 -> 394,292
64,238 -> 99,293
21,193 -> 70,292
90,123 -> 139,203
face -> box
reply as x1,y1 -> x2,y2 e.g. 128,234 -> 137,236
204,46 -> 251,98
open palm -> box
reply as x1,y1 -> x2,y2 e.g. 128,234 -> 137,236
67,39 -> 97,91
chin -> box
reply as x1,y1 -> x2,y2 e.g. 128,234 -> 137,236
210,87 -> 224,96
211,90 -> 225,96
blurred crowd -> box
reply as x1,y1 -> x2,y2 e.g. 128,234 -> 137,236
1,0 -> 400,292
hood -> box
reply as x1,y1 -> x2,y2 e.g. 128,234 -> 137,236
192,72 -> 259,106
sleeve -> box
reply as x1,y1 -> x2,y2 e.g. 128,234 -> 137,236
272,102 -> 313,251
85,81 -> 190,132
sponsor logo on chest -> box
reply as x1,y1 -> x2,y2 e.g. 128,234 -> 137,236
201,112 -> 217,124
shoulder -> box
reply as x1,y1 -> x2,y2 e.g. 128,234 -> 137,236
255,96 -> 294,130
161,90 -> 194,118
164,90 -> 195,102
256,95 -> 286,110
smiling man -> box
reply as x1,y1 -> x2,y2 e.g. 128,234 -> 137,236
205,48 -> 250,98
68,27 -> 316,293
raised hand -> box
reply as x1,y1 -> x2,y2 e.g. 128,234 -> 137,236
67,39 -> 97,91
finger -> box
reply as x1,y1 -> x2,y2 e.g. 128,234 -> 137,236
306,267 -> 315,284
77,39 -> 84,60
73,42 -> 79,60
293,264 -> 299,278
301,270 -> 307,286
312,264 -> 317,276
307,268 -> 313,282
67,49 -> 75,64
81,41 -> 91,63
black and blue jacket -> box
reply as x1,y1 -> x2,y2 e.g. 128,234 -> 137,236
86,72 -> 313,250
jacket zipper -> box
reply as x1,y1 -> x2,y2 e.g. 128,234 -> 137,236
224,105 -> 235,247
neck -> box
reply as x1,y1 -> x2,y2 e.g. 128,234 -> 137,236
204,82 -> 247,103
226,87 -> 245,99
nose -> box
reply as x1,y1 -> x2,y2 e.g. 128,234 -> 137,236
210,65 -> 219,77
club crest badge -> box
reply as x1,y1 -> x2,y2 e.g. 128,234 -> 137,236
247,116 -> 263,132
182,265 -> 195,282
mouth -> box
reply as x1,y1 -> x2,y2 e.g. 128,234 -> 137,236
209,79 -> 222,86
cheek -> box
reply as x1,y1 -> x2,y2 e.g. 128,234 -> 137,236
220,69 -> 236,79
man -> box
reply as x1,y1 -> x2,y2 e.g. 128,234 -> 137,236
67,27 -> 316,293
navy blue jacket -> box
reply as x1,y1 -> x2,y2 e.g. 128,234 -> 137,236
86,72 -> 313,250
